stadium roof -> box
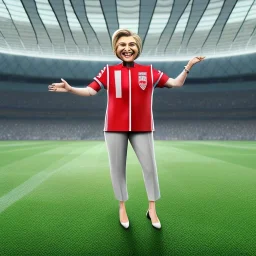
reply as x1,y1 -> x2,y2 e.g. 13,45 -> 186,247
0,0 -> 255,61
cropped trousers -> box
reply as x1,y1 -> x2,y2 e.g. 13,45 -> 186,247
104,132 -> 160,201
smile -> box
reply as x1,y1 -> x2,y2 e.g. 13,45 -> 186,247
122,52 -> 133,58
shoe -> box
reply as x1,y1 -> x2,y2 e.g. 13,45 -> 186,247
120,221 -> 129,229
119,208 -> 129,229
146,210 -> 161,229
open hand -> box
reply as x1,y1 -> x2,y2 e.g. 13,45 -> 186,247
48,78 -> 72,92
188,56 -> 206,67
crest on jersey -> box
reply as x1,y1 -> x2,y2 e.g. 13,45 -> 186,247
138,72 -> 147,90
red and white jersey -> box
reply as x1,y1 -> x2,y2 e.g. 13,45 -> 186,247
88,62 -> 169,131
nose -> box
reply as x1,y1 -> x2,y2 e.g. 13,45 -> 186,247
124,45 -> 129,51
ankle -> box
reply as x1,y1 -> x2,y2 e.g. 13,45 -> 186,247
119,201 -> 126,210
148,201 -> 156,210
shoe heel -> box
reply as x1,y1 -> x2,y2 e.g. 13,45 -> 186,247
146,210 -> 161,229
146,210 -> 151,220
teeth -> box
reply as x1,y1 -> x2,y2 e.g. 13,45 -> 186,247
123,52 -> 132,57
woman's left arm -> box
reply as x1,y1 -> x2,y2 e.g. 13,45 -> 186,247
164,56 -> 205,88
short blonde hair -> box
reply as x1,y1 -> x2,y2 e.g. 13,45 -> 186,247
112,29 -> 142,60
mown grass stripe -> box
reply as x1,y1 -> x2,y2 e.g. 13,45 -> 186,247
0,144 -> 60,153
187,141 -> 256,150
0,141 -> 93,171
0,144 -> 61,172
168,144 -> 256,172
0,142 -> 50,148
0,142 -> 103,214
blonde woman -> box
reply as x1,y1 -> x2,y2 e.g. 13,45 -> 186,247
49,29 -> 205,229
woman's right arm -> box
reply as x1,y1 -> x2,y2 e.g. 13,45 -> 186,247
48,78 -> 97,96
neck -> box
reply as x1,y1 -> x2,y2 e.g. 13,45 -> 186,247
123,61 -> 134,67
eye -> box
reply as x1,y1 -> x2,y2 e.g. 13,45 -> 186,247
129,42 -> 136,47
119,43 -> 126,47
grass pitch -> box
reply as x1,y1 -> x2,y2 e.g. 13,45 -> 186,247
0,141 -> 256,256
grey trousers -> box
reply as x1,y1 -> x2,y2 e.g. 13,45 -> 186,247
104,132 -> 160,201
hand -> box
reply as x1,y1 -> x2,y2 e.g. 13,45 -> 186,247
187,56 -> 206,69
48,78 -> 72,92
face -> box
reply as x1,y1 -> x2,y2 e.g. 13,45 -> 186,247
115,36 -> 139,62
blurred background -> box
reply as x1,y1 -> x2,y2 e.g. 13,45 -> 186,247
0,0 -> 255,140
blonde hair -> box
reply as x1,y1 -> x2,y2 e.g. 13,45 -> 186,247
112,29 -> 142,60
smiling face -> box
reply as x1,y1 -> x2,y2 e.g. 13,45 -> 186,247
115,36 -> 139,62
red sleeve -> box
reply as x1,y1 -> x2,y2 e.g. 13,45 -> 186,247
93,65 -> 108,90
152,67 -> 169,88
87,81 -> 101,92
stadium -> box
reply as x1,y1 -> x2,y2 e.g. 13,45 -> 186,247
0,0 -> 256,255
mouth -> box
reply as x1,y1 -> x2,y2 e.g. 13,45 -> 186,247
121,51 -> 134,58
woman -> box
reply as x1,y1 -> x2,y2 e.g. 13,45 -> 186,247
48,29 -> 205,229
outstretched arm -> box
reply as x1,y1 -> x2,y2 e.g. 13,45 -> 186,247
164,56 -> 205,88
48,78 -> 97,96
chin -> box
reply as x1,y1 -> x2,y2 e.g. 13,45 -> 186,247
122,59 -> 135,62
120,56 -> 137,62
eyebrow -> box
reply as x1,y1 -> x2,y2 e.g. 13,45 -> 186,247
118,41 -> 136,44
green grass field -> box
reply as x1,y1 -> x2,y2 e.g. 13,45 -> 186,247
1,141 -> 256,256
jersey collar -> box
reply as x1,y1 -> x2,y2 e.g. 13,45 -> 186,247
120,62 -> 136,68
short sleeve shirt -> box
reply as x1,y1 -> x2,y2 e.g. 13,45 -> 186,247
88,62 -> 169,131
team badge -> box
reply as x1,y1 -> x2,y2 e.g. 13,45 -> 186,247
138,72 -> 147,90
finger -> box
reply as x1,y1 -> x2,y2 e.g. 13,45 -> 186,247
48,87 -> 55,92
61,78 -> 67,84
196,56 -> 204,61
51,82 -> 64,87
48,88 -> 57,92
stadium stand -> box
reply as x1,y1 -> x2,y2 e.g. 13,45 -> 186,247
0,53 -> 255,140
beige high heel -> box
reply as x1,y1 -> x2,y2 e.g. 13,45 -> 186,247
146,210 -> 161,229
119,208 -> 129,229
120,220 -> 129,229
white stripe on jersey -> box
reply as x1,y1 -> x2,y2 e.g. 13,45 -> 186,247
94,77 -> 104,89
104,65 -> 109,131
150,65 -> 154,131
114,70 -> 122,98
154,72 -> 163,88
129,69 -> 131,131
